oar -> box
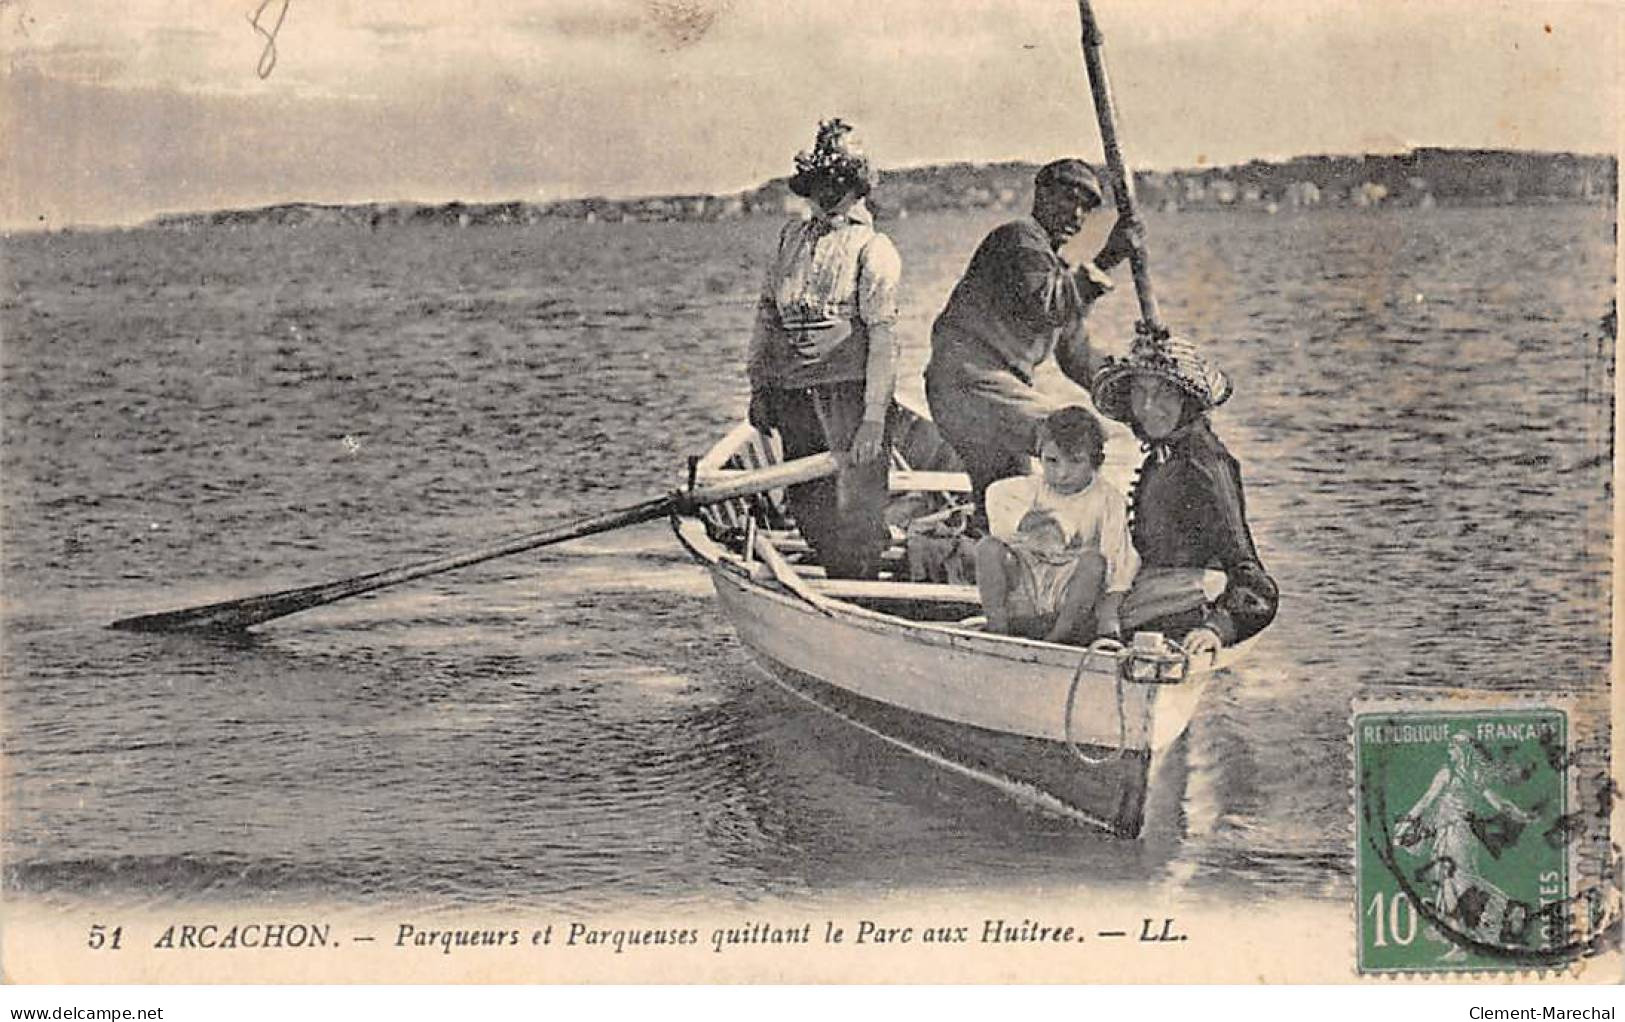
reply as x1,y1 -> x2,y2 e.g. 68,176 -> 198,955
109,451 -> 840,634
1076,0 -> 1163,336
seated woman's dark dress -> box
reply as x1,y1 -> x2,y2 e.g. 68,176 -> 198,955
1124,418 -> 1278,646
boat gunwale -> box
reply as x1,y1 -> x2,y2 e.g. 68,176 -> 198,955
673,512 -> 1250,679
677,421 -> 1251,677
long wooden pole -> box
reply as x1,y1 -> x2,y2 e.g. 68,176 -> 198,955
1077,0 -> 1164,337
109,451 -> 840,634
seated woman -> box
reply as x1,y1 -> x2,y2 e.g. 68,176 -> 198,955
1090,334 -> 1279,658
975,406 -> 1138,644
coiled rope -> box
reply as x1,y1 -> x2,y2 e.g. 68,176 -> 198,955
1063,639 -> 1129,766
1063,638 -> 1192,767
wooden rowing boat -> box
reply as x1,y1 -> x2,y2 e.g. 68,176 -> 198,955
672,421 -> 1253,837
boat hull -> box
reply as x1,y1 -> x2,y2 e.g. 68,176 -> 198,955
703,554 -> 1206,749
683,535 -> 1208,836
754,655 -> 1152,834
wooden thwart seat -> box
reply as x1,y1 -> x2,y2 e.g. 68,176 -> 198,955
700,467 -> 972,495
808,579 -> 979,604
743,538 -> 977,606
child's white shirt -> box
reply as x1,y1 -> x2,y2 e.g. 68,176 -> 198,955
985,474 -> 1140,594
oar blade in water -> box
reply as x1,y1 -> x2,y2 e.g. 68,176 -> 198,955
108,496 -> 676,634
107,450 -> 843,635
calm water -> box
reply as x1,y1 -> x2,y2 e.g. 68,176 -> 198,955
1,204 -> 1614,909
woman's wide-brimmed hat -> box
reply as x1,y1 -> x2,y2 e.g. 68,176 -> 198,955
788,118 -> 878,199
1091,331 -> 1233,423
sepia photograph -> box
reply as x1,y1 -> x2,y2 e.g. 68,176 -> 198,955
1,0 -> 1618,990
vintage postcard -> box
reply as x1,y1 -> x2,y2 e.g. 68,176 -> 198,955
1,0 -> 1619,987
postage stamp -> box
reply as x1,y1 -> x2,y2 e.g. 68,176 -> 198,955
1355,698 -> 1615,975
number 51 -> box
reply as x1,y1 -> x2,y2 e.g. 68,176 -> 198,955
87,924 -> 123,950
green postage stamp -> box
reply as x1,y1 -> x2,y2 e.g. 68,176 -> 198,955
1355,699 -> 1614,975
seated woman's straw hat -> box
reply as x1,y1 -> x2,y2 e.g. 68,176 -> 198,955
1091,332 -> 1233,424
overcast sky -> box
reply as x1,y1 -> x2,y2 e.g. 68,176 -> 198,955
2,0 -> 1618,229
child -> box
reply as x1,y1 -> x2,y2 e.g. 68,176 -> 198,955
975,406 -> 1139,643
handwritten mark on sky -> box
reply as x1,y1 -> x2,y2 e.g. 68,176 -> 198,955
648,0 -> 730,50
0,0 -> 34,39
248,0 -> 290,79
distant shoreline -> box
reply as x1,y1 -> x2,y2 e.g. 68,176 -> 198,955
18,147 -> 1622,234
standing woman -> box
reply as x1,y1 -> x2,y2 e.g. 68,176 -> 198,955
746,119 -> 901,580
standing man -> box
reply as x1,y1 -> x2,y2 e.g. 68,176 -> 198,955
925,159 -> 1138,530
